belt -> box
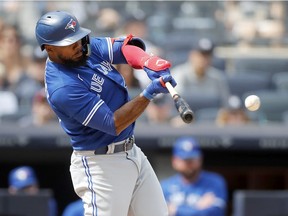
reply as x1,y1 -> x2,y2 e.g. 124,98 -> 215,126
94,136 -> 134,155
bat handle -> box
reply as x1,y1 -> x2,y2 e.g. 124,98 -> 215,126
165,82 -> 178,99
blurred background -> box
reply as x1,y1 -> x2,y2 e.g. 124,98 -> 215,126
1,1 -> 288,215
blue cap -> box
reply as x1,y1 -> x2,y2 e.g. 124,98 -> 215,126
173,137 -> 202,159
9,166 -> 38,189
193,38 -> 214,53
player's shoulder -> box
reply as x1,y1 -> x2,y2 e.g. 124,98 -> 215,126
90,36 -> 114,59
201,170 -> 226,184
160,174 -> 181,186
46,61 -> 83,90
90,36 -> 112,48
62,199 -> 84,216
208,67 -> 226,79
171,62 -> 191,78
171,62 -> 190,72
91,36 -> 110,43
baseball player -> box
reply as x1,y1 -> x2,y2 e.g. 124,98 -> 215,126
161,137 -> 227,216
35,11 -> 176,216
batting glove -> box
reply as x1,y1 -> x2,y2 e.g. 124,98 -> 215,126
144,68 -> 171,81
141,75 -> 177,100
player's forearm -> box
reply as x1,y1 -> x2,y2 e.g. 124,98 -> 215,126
114,94 -> 150,135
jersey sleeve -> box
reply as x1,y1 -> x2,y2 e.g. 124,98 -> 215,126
89,36 -> 146,65
112,36 -> 146,65
49,85 -> 117,136
89,37 -> 126,65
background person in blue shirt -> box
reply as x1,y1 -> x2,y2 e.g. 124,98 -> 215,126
62,199 -> 84,216
8,166 -> 39,195
8,166 -> 58,216
161,137 -> 228,216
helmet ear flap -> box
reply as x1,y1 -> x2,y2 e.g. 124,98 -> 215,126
82,35 -> 91,56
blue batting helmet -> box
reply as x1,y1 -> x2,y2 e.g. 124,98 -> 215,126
35,11 -> 91,50
9,166 -> 38,189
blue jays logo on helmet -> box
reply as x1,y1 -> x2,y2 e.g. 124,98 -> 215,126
65,19 -> 77,32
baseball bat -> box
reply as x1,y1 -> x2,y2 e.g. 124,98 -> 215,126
165,82 -> 194,124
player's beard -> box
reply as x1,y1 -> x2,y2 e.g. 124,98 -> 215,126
59,52 -> 88,67
181,168 -> 201,183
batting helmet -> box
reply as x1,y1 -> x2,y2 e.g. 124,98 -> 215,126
35,11 -> 91,50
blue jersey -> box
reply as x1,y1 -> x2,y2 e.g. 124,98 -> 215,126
45,37 -> 134,150
161,171 -> 227,216
62,199 -> 84,216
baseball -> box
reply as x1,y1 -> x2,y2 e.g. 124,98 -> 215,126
245,95 -> 261,111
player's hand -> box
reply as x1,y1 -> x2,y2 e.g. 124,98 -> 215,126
141,75 -> 177,100
144,68 -> 171,81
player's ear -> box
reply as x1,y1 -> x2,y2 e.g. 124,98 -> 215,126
45,45 -> 53,53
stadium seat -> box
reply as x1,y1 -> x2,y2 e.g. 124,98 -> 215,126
0,189 -> 54,216
227,73 -> 273,98
282,110 -> 288,125
233,190 -> 288,216
233,58 -> 288,78
272,71 -> 288,91
194,107 -> 219,122
182,92 -> 222,112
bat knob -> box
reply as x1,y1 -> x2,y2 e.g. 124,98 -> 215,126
182,110 -> 194,123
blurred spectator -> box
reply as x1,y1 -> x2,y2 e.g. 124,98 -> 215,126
8,166 -> 39,195
26,46 -> 48,87
115,62 -> 176,125
115,64 -> 141,88
18,88 -> 57,127
115,15 -> 163,89
216,1 -> 286,47
171,38 -> 230,108
216,95 -> 251,126
115,63 -> 142,99
114,15 -> 177,125
161,137 -> 228,216
95,8 -> 122,37
143,94 -> 175,124
0,90 -> 18,118
118,16 -> 150,42
0,17 -> 4,33
62,199 -> 84,216
0,63 -> 5,87
0,23 -> 42,115
8,166 -> 58,216
0,1 -> 41,43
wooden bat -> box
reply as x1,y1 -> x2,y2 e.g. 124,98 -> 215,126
165,82 -> 194,124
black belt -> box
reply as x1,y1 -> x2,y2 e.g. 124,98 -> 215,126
94,136 -> 134,155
